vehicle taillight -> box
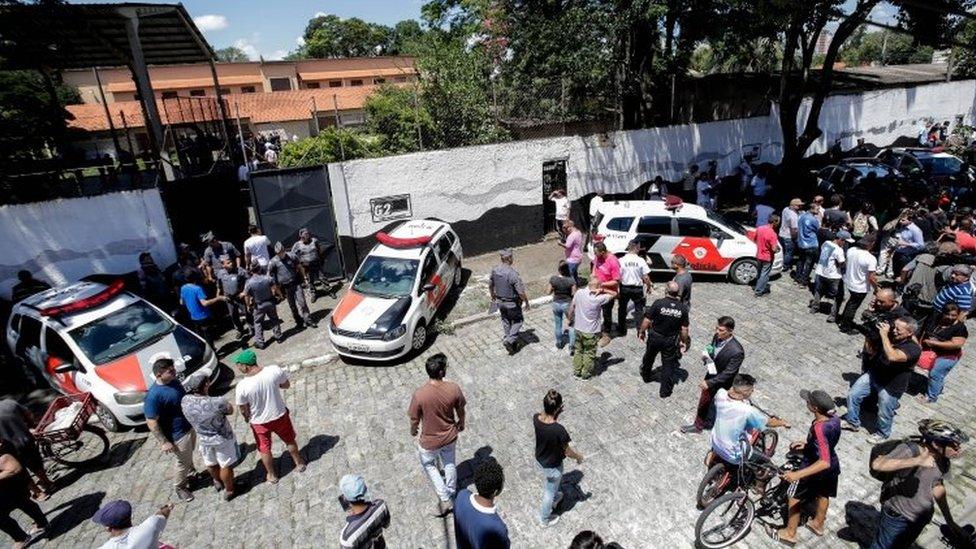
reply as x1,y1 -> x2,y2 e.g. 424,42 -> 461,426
39,280 -> 125,317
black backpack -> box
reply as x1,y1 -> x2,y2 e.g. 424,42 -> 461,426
869,437 -> 922,482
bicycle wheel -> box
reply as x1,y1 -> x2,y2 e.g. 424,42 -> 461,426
50,425 -> 110,468
756,429 -> 778,458
696,464 -> 731,510
695,492 -> 756,549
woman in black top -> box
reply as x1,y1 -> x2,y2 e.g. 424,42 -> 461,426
549,261 -> 577,352
918,302 -> 968,403
0,441 -> 48,547
534,390 -> 583,527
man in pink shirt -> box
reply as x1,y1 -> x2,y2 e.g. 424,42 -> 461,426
754,214 -> 781,297
591,242 -> 621,346
559,220 -> 584,284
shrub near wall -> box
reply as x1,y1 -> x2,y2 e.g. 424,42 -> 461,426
279,128 -> 375,167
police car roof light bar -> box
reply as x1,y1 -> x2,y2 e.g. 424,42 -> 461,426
39,280 -> 126,317
376,232 -> 432,248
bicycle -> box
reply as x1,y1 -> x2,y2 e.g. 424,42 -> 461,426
694,439 -> 803,548
33,393 -> 110,469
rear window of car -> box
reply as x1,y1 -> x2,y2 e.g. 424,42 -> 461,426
606,217 -> 634,232
636,216 -> 672,235
677,219 -> 713,237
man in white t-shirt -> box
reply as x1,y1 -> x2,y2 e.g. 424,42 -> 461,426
264,147 -> 278,165
710,374 -> 787,465
615,240 -> 653,337
548,189 -> 570,224
588,192 -> 605,232
233,349 -> 305,483
838,237 -> 878,333
243,225 -> 272,268
93,499 -> 170,549
810,231 -> 854,322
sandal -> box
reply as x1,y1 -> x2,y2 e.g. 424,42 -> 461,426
805,523 -> 825,537
763,524 -> 796,546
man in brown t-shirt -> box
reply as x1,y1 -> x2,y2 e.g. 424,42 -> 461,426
408,353 -> 466,514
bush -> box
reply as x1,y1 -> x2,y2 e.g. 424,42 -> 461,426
278,128 -> 374,167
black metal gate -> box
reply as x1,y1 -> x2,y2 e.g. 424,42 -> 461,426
249,166 -> 344,278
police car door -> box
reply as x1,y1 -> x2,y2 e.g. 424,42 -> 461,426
634,216 -> 677,271
417,251 -> 443,320
675,218 -> 734,273
42,327 -> 90,394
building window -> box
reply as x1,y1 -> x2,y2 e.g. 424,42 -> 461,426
241,86 -> 256,94
328,80 -> 342,88
373,78 -> 386,85
189,89 -> 206,97
394,76 -> 407,83
269,77 -> 292,91
349,79 -> 364,87
161,91 -> 178,99
218,88 -> 231,95
305,82 -> 321,89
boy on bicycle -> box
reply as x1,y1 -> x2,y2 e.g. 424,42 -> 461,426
709,374 -> 788,466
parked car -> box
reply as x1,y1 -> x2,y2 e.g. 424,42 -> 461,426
589,200 -> 782,284
876,147 -> 974,187
5,280 -> 219,431
328,219 -> 463,362
812,158 -> 931,204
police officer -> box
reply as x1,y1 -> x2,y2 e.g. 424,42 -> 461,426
268,242 -> 317,329
489,249 -> 530,354
291,228 -> 335,302
200,231 -> 242,282
243,262 -> 281,349
616,240 -> 653,337
637,281 -> 690,398
215,255 -> 250,340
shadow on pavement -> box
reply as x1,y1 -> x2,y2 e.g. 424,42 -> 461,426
456,446 -> 494,492
837,500 -> 880,546
44,491 -> 106,540
556,469 -> 591,515
593,352 -> 625,377
51,437 -> 148,492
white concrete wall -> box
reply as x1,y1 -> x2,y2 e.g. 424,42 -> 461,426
329,79 -> 976,240
0,189 -> 176,300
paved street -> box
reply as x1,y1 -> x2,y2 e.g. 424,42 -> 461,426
27,274 -> 976,548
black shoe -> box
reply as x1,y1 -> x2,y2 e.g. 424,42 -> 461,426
254,341 -> 267,350
176,485 -> 195,502
504,341 -> 515,355
680,424 -> 702,434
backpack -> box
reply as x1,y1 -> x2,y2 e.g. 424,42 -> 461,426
869,437 -> 922,482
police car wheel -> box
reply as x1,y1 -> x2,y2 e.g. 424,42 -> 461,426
95,403 -> 123,433
729,259 -> 759,285
453,262 -> 463,287
411,322 -> 428,351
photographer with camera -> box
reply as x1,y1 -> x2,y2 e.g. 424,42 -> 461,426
843,316 -> 922,443
857,288 -> 910,362
338,474 -> 390,549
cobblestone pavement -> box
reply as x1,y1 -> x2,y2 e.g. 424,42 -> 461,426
27,276 -> 976,548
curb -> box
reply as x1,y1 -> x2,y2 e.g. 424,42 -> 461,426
284,352 -> 339,372
450,295 -> 554,330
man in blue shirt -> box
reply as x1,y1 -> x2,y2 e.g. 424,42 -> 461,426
892,214 -> 925,276
454,458 -> 510,549
144,355 -> 197,502
179,270 -> 227,346
794,205 -> 821,286
933,265 -> 973,314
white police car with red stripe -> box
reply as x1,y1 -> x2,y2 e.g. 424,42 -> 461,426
328,219 -> 463,361
5,281 -> 219,431
590,198 -> 782,284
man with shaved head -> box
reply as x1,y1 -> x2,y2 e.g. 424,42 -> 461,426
638,281 -> 690,398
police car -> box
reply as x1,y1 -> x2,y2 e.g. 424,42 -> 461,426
5,281 -> 219,431
328,219 -> 463,361
590,199 -> 782,284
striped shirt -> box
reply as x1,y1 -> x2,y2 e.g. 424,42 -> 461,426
933,282 -> 974,312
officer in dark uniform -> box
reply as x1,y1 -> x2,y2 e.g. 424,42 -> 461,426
638,281 -> 690,398
268,242 -> 317,329
291,228 -> 336,302
215,255 -> 250,340
243,262 -> 281,349
489,249 -> 530,354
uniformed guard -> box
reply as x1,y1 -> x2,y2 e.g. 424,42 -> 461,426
215,255 -> 250,341
291,228 -> 336,302
637,281 -> 690,398
489,249 -> 530,354
243,262 -> 282,349
269,242 -> 317,329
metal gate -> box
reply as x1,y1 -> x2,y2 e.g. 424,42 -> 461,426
249,166 -> 344,278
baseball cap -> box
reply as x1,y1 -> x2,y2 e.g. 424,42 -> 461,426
789,198 -> 804,207
800,389 -> 836,414
234,348 -> 257,366
499,248 -> 513,259
836,230 -> 855,243
339,474 -> 369,502
92,500 -> 133,529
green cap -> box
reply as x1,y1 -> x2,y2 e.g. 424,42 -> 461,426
233,348 -> 257,366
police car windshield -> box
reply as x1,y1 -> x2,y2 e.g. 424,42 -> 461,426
69,301 -> 174,365
706,210 -> 748,234
352,256 -> 419,298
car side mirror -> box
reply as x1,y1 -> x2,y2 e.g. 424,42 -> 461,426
420,283 -> 436,295
711,231 -> 727,241
52,359 -> 77,374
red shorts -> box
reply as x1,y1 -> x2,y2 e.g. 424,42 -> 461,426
250,410 -> 297,454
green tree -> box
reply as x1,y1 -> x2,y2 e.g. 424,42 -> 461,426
214,46 -> 251,63
0,69 -> 80,165
952,19 -> 976,78
390,20 -> 425,54
840,30 -> 934,66
278,128 -> 373,167
302,13 -> 394,58
364,85 -> 435,154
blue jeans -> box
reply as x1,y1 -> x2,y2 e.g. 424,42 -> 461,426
779,236 -> 795,271
567,261 -> 580,285
795,246 -> 818,284
927,356 -> 960,402
754,260 -> 773,295
418,441 -> 457,502
846,372 -> 901,438
870,508 -> 929,549
539,464 -> 563,523
552,301 -> 576,349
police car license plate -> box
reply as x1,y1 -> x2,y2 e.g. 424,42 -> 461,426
347,343 -> 370,353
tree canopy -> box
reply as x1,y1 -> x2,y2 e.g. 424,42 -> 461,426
214,46 -> 251,63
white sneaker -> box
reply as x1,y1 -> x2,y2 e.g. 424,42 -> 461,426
541,515 -> 560,527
